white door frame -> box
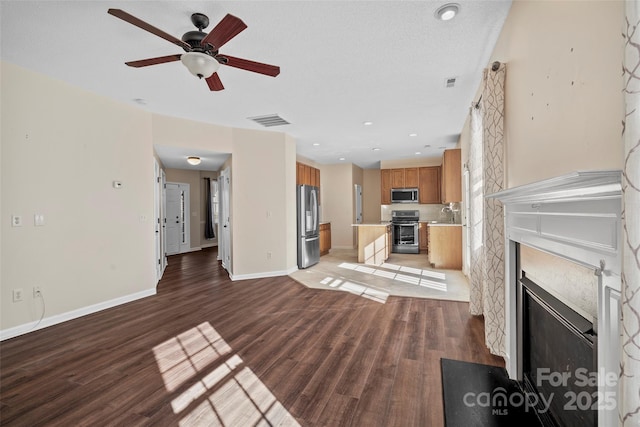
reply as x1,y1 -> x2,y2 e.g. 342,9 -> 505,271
219,167 -> 232,273
154,160 -> 164,282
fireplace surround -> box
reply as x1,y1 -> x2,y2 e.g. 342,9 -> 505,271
489,170 -> 622,426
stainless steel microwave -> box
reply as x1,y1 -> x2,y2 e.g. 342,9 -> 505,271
391,188 -> 419,203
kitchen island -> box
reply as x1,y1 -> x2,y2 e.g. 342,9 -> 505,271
427,223 -> 462,269
352,224 -> 391,265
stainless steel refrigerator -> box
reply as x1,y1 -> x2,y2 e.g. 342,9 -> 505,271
297,184 -> 320,268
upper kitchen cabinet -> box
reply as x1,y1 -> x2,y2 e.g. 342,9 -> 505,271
441,148 -> 462,203
389,168 -> 418,189
381,166 -> 440,205
391,169 -> 405,188
418,166 -> 441,204
297,162 -> 321,188
381,169 -> 392,205
404,168 -> 419,188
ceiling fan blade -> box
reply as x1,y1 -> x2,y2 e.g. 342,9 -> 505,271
125,54 -> 182,68
221,55 -> 280,77
108,9 -> 191,51
200,14 -> 247,50
206,73 -> 225,91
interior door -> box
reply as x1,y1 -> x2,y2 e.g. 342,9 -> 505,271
355,184 -> 363,224
165,183 -> 181,255
165,182 -> 191,255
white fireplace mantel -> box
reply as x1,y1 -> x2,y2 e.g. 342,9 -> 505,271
488,170 -> 622,427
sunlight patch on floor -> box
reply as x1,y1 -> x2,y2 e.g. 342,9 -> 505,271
313,276 -> 389,303
420,279 -> 448,291
338,262 -> 358,270
153,322 -> 300,426
336,262 -> 449,292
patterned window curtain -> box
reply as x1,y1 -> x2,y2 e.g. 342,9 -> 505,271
620,3 -> 640,425
468,62 -> 507,357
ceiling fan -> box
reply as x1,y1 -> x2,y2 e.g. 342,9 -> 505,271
107,9 -> 280,91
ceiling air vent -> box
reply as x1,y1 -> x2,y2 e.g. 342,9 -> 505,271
445,77 -> 457,88
248,114 -> 290,127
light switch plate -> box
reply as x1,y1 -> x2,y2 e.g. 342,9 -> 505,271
34,214 -> 45,226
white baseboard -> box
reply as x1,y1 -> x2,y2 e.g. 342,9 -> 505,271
0,288 -> 157,341
230,266 -> 298,281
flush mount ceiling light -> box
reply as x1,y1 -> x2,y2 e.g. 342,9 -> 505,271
180,52 -> 220,79
187,156 -> 201,165
435,3 -> 460,21
363,121 -> 373,126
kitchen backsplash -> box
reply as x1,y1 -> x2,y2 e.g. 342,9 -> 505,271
381,203 -> 460,222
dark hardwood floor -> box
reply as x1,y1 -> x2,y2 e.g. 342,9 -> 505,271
0,248 -> 504,426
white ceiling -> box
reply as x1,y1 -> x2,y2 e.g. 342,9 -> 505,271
0,1 -> 512,170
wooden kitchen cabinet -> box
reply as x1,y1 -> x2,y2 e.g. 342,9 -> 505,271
391,169 -> 405,188
296,162 -> 321,188
441,148 -> 462,203
418,166 -> 441,204
319,223 -> 331,256
419,222 -> 429,252
381,169 -> 392,205
404,168 -> 419,188
428,224 -> 462,269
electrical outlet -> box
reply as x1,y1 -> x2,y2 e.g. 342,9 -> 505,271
266,252 -> 272,260
12,288 -> 24,302
33,286 -> 42,298
11,215 -> 22,227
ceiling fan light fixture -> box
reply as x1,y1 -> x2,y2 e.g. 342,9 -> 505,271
181,52 -> 219,78
435,3 -> 460,21
187,156 -> 201,165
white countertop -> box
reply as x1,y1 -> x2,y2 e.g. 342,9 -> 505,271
427,222 -> 462,227
351,223 -> 391,227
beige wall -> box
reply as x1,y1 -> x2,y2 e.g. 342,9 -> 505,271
1,62 -> 156,331
321,163 -> 356,248
463,0 -> 624,188
380,157 -> 442,169
363,169 -> 382,223
1,62 -> 297,333
230,128 -> 297,277
152,114 -> 233,153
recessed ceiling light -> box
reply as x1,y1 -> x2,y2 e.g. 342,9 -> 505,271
438,146 -> 447,149
424,144 -> 431,148
409,133 -> 418,137
372,148 -> 381,151
435,3 -> 460,21
313,143 -> 320,146
363,121 -> 373,126
133,98 -> 147,105
415,152 -> 422,155
339,157 -> 346,161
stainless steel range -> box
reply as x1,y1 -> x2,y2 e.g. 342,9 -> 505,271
391,210 -> 420,254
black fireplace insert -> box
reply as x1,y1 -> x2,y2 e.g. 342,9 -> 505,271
519,275 -> 598,427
